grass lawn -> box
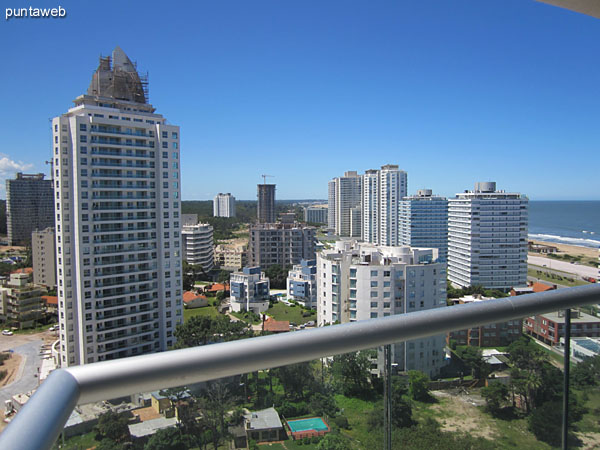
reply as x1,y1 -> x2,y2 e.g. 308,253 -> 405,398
334,394 -> 378,446
574,388 -> 600,434
412,393 -> 552,449
53,431 -> 99,450
230,311 -> 262,325
527,267 -> 588,287
183,305 -> 221,322
267,302 -> 316,324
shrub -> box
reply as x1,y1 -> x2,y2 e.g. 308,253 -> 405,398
333,415 -> 349,429
303,437 -> 311,445
311,436 -> 321,444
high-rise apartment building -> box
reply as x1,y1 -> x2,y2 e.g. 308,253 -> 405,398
378,165 -> 406,246
249,221 -> 317,270
448,182 -> 528,291
362,170 -> 379,244
400,189 -> 448,262
303,206 -> 328,224
213,193 -> 236,218
360,165 -> 407,246
32,227 -> 57,288
257,184 -> 276,223
328,171 -> 362,237
182,223 -> 214,271
53,47 -> 183,366
6,173 -> 54,246
317,241 -> 447,377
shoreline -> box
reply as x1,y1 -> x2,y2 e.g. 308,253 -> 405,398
530,240 -> 599,260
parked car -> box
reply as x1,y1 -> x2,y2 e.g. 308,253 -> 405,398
48,326 -> 58,332
2,330 -> 13,336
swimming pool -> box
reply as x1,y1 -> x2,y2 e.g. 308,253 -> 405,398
287,417 -> 329,433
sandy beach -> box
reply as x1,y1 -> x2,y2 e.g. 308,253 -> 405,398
530,240 -> 599,259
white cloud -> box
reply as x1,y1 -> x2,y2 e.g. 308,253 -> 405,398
0,155 -> 36,198
0,156 -> 34,178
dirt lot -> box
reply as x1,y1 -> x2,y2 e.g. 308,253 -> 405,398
0,353 -> 23,388
430,390 -> 497,439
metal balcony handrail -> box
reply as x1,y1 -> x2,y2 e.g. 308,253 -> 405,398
1,284 -> 599,450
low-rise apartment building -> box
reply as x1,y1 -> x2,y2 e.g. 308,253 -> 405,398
215,244 -> 247,271
230,267 -> 270,314
525,309 -> 600,346
286,259 -> 317,309
249,222 -> 316,270
0,273 -> 46,329
447,295 -> 522,347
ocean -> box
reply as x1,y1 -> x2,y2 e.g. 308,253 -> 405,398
529,201 -> 600,249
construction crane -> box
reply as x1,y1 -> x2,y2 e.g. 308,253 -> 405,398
261,174 -> 274,184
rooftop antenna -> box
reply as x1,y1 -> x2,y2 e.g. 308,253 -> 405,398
261,174 -> 274,184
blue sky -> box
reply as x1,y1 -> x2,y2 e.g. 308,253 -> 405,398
1,0 -> 599,200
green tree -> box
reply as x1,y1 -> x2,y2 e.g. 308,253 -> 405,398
331,351 -> 372,397
217,270 -> 231,284
408,371 -> 430,401
273,362 -> 315,400
265,264 -> 291,289
572,355 -> 600,388
197,382 -> 235,450
457,346 -> 490,379
94,411 -> 131,444
528,401 -> 567,447
144,427 -> 190,450
174,315 -> 251,348
309,392 -> 338,417
481,382 -> 509,415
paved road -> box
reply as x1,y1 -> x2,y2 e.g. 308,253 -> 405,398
0,339 -> 43,404
528,255 -> 598,279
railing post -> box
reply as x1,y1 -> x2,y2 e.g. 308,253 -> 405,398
383,344 -> 392,450
562,308 -> 571,450
0,370 -> 80,450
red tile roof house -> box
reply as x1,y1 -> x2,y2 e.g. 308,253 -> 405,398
183,291 -> 208,309
10,267 -> 33,275
262,317 -> 289,333
206,283 -> 229,294
42,295 -> 58,315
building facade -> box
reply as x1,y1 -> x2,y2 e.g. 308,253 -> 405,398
286,259 -> 317,309
213,193 -> 236,218
328,171 -> 362,237
249,222 -> 317,270
378,164 -> 407,246
525,310 -> 600,345
214,244 -> 247,271
6,173 -> 54,246
257,184 -> 276,223
448,182 -> 528,291
182,223 -> 214,271
0,273 -> 46,329
317,241 -> 447,377
400,189 -> 448,262
447,295 -> 522,347
53,47 -> 183,366
32,227 -> 57,288
230,267 -> 270,313
303,206 -> 328,224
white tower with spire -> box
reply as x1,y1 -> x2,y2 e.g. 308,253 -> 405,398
53,47 -> 183,366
